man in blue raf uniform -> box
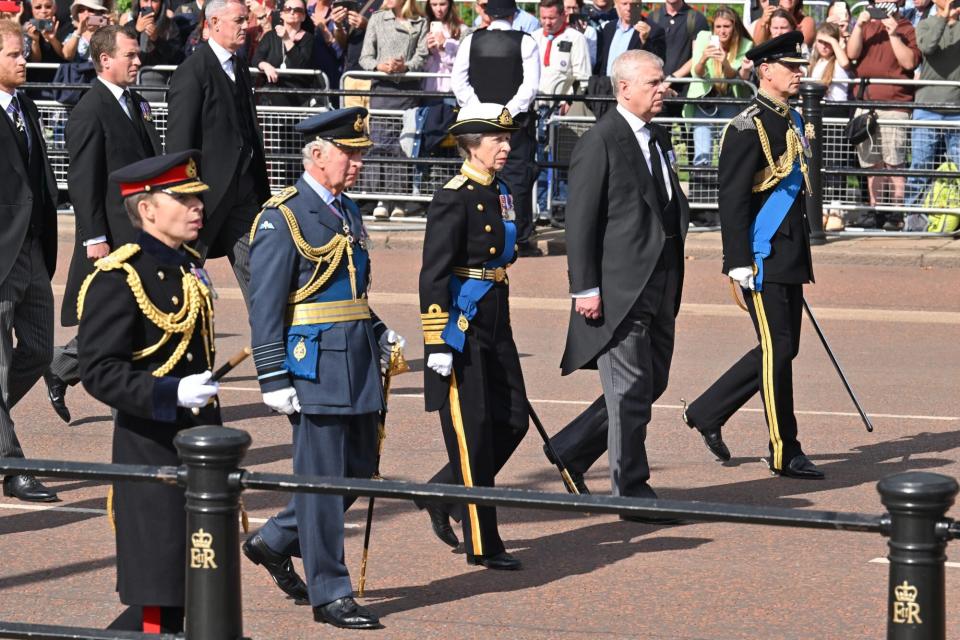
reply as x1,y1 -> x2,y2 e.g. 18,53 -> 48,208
242,107 -> 404,631
416,103 -> 529,571
77,150 -> 221,633
682,32 -> 823,480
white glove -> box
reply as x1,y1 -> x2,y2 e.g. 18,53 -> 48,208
177,371 -> 219,408
262,387 -> 301,415
379,329 -> 406,361
427,352 -> 453,377
728,266 -> 755,291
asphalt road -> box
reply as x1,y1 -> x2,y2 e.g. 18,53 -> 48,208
0,224 -> 958,639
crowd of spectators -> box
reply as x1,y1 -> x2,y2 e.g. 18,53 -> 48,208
6,0 -> 960,229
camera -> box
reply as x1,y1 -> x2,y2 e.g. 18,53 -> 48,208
30,17 -> 53,31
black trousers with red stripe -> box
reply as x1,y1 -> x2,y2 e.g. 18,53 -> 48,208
685,281 -> 806,470
423,288 -> 529,558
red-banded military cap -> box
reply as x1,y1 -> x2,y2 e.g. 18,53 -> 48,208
110,150 -> 209,198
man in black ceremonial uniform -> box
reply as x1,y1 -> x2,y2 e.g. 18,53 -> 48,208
682,32 -> 823,480
45,25 -> 161,423
417,103 -> 528,570
78,151 -> 221,633
451,0 -> 542,256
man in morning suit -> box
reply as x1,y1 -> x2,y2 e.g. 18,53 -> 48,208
242,108 -> 405,630
44,25 -> 161,424
682,32 -> 823,480
0,20 -> 59,502
551,50 -> 688,514
78,151 -> 220,633
165,0 -> 270,303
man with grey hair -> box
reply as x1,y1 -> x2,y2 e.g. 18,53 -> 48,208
166,0 -> 269,303
243,108 -> 404,630
545,50 -> 689,511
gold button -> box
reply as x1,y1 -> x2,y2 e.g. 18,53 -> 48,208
157,271 -> 165,280
489,247 -> 496,255
185,352 -> 193,362
171,296 -> 179,305
477,204 -> 484,212
484,224 -> 492,232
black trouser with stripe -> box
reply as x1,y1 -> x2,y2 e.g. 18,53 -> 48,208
685,281 -> 805,471
425,287 -> 529,558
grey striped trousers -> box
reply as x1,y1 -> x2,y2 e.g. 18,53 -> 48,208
0,237 -> 54,459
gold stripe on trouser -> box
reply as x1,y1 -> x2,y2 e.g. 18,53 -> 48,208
752,291 -> 784,470
448,372 -> 483,556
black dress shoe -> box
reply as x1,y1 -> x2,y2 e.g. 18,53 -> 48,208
467,552 -> 522,570
425,503 -> 459,548
542,445 -> 590,494
683,403 -> 730,462
2,475 -> 58,502
313,597 -> 382,630
43,371 -> 71,424
775,455 -> 825,480
242,533 -> 309,603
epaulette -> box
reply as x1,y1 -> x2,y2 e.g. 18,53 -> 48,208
263,185 -> 298,209
729,105 -> 762,132
250,186 -> 299,244
444,175 -> 468,190
94,243 -> 141,271
77,244 -> 141,321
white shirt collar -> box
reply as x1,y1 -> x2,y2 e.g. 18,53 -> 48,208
302,171 -> 338,207
616,104 -> 650,137
98,76 -> 128,102
0,88 -> 16,112
208,37 -> 235,66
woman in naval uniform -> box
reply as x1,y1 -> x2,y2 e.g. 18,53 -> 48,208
417,102 -> 530,571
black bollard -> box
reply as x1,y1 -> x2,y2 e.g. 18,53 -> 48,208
176,426 -> 252,640
800,82 -> 827,246
878,472 -> 958,640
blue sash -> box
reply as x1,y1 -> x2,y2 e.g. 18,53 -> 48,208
750,110 -> 804,292
441,183 -> 517,352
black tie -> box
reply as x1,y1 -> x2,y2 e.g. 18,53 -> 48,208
647,133 -> 670,210
123,90 -> 153,153
9,95 -> 29,158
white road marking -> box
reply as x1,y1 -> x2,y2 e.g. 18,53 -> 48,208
870,557 -> 960,569
0,502 -> 362,528
216,387 -> 959,422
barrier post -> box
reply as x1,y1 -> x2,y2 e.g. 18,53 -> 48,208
878,472 -> 958,640
800,81 -> 827,245
175,426 -> 252,640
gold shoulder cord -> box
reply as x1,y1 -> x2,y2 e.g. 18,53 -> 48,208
752,117 -> 809,193
77,243 -> 215,378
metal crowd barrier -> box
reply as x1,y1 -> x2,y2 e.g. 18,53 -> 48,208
0,424 -> 957,639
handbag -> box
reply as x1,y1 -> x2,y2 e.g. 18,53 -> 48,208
845,79 -> 877,145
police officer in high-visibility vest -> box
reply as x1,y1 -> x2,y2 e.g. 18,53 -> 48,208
242,108 -> 405,630
682,32 -> 824,480
77,150 -> 220,633
418,103 -> 530,570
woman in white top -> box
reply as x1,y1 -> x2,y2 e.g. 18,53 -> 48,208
423,0 -> 465,94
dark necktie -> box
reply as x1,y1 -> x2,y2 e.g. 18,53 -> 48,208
8,95 -> 30,158
123,90 -> 153,153
647,133 -> 670,210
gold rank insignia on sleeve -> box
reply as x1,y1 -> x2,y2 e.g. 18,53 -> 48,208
421,303 -> 449,345
444,175 -> 468,190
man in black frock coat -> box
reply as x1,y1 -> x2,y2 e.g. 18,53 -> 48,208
78,151 -> 221,633
44,25 -> 161,423
549,50 -> 688,509
166,0 -> 270,303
